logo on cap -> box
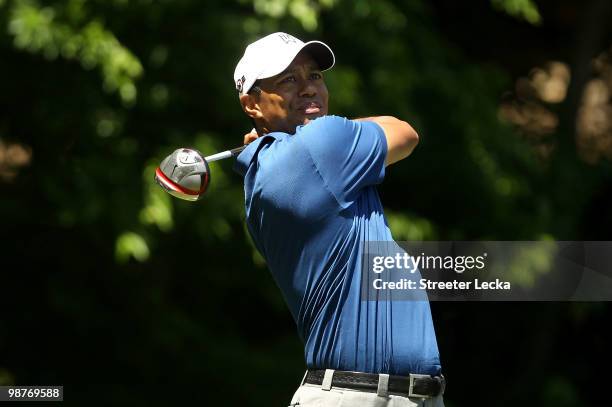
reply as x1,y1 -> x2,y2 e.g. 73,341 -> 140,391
278,33 -> 298,44
236,75 -> 246,92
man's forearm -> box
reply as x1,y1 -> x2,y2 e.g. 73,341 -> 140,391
353,116 -> 419,166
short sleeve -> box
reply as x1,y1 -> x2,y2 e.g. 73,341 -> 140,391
299,115 -> 387,207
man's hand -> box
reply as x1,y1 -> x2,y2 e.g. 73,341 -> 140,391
354,116 -> 419,166
243,128 -> 259,145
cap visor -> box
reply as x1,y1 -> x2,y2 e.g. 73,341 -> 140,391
302,41 -> 335,71
258,40 -> 336,80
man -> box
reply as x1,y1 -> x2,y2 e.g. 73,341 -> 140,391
233,32 -> 445,406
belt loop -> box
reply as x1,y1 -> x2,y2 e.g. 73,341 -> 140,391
376,373 -> 390,398
300,370 -> 308,386
322,369 -> 335,391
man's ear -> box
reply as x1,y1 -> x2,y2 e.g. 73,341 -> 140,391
240,94 -> 263,120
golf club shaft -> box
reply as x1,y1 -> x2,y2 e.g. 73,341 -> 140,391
205,145 -> 247,163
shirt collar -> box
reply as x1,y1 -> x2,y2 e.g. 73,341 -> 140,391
233,131 -> 288,176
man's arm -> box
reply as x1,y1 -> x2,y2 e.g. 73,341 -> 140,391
354,116 -> 419,166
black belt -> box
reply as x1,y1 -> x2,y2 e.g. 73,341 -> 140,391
304,369 -> 445,398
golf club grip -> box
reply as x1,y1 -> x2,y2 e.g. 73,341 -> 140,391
230,145 -> 247,156
204,145 -> 246,163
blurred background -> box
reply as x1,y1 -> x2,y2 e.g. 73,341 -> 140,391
1,0 -> 611,405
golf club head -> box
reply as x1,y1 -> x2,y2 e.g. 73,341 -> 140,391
154,148 -> 210,201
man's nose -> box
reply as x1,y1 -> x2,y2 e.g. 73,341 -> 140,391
298,78 -> 317,97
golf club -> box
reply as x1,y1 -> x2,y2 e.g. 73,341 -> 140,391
154,145 -> 247,201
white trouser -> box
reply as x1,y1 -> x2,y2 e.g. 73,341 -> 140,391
288,370 -> 445,407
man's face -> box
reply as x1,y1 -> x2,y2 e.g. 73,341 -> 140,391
244,51 -> 329,134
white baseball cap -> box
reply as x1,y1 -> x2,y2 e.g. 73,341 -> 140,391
234,32 -> 335,96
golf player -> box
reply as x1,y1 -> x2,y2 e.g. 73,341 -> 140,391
233,32 -> 445,406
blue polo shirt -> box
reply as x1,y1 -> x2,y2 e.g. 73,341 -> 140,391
234,115 -> 441,375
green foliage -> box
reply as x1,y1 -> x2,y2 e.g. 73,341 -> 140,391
386,209 -> 437,240
140,162 -> 174,232
115,231 -> 150,263
491,0 -> 542,25
252,0 -> 338,31
0,368 -> 15,386
6,0 -> 142,103
540,376 -> 579,407
500,239 -> 556,288
1,0 -> 610,405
